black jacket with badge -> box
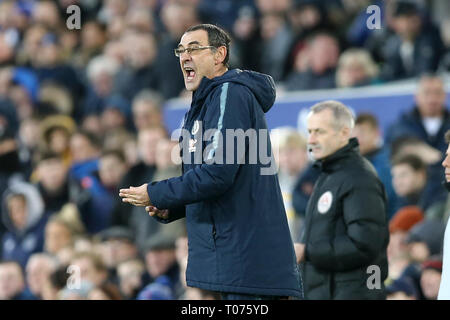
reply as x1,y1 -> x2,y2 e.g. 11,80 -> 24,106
301,138 -> 389,300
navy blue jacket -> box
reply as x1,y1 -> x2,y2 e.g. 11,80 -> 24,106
385,106 -> 450,154
147,69 -> 302,297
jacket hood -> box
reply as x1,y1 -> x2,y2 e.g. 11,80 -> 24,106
193,69 -> 276,113
2,180 -> 45,234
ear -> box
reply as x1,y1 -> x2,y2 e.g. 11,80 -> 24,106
341,126 -> 351,140
214,46 -> 227,65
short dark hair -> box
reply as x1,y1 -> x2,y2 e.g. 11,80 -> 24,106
185,24 -> 231,67
73,130 -> 102,150
392,154 -> 426,172
101,149 -> 126,163
355,113 -> 379,129
390,136 -> 423,160
34,151 -> 62,166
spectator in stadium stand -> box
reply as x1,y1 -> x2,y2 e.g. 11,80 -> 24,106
131,90 -> 164,132
77,149 -> 129,234
120,24 -> 302,300
438,130 -> 450,299
231,5 -> 261,72
38,114 -> 76,168
284,32 -> 340,91
386,276 -> 418,300
113,32 -> 160,101
270,127 -> 309,240
43,204 -> 85,257
0,261 -> 35,300
72,20 -> 107,68
68,130 -> 101,183
420,258 -> 443,300
379,0 -> 445,81
157,1 -> 199,99
96,226 -> 138,284
390,136 -> 448,212
335,49 -> 380,88
69,251 -> 109,287
295,100 -> 389,300
401,219 -> 446,299
387,206 -> 424,282
29,32 -> 85,110
33,151 -> 71,214
258,11 -> 294,82
1,180 -> 47,268
353,113 -> 398,219
40,265 -> 70,300
100,94 -> 133,133
117,258 -> 146,300
283,0 -> 332,80
0,125 -> 24,238
25,253 -> 58,300
81,55 -> 120,120
137,233 -> 180,300
385,74 -> 450,155
391,154 -> 447,211
291,163 -> 321,222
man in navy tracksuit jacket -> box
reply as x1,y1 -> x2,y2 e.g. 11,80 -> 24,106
120,24 -> 302,299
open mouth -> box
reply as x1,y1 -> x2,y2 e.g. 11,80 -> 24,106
184,66 -> 196,82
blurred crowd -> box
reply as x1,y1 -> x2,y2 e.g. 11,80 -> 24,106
0,0 -> 450,300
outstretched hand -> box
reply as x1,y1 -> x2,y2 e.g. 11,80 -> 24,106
119,183 -> 152,207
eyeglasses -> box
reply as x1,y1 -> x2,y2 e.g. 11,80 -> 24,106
174,45 -> 216,57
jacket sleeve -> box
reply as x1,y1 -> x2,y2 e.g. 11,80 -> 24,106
306,181 -> 388,272
147,83 -> 254,209
151,206 -> 186,224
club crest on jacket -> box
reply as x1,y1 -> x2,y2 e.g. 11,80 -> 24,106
318,191 -> 333,214
192,120 -> 200,135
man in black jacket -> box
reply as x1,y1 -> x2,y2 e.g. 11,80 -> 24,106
296,100 -> 389,299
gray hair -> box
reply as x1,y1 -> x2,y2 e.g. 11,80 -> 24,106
309,100 -> 355,131
87,55 -> 119,81
132,89 -> 163,112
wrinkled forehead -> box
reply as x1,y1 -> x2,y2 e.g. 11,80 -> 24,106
178,29 -> 208,48
418,78 -> 444,92
306,109 -> 334,128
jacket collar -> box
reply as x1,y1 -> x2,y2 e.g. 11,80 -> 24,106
410,106 -> 450,121
191,69 -> 236,106
444,181 -> 450,192
313,137 -> 360,172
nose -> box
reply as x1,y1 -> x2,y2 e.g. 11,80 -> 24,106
443,155 -> 450,168
180,50 -> 191,63
308,132 -> 316,145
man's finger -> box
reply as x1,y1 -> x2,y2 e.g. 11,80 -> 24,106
120,193 -> 140,201
119,188 -> 133,194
